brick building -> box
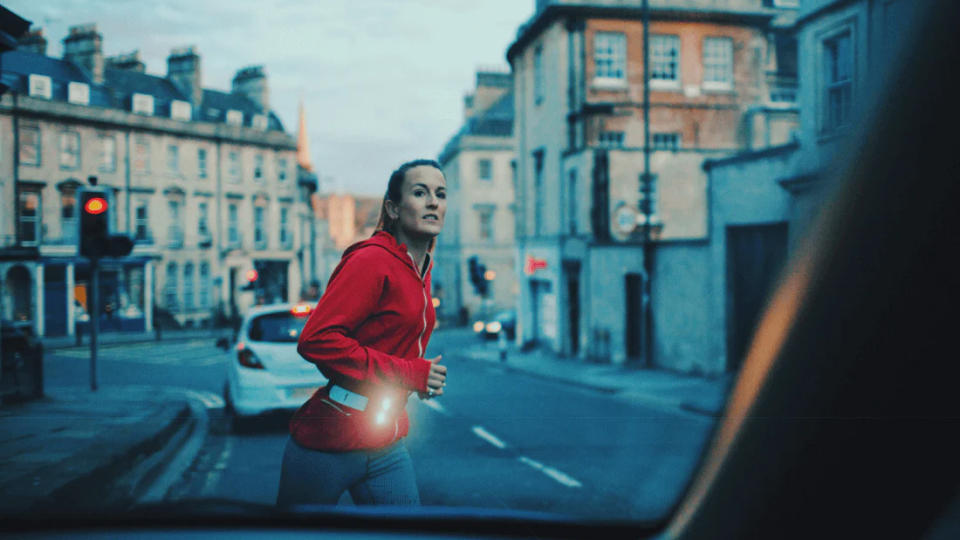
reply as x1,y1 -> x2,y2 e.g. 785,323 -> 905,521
508,0 -> 798,367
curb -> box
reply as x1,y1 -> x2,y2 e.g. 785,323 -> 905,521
43,333 -> 226,352
26,400 -> 196,513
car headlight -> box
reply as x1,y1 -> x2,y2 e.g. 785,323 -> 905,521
473,321 -> 485,333
486,321 -> 502,334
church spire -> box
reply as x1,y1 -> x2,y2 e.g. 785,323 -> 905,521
297,98 -> 313,172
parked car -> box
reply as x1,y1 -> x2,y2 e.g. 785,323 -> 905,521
220,303 -> 326,429
472,310 -> 516,340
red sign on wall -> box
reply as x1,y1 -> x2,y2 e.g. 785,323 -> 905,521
524,255 -> 548,275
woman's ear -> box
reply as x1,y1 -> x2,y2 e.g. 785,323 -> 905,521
384,199 -> 398,220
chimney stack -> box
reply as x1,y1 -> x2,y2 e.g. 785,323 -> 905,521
107,50 -> 146,72
18,28 -> 47,56
63,24 -> 104,84
464,70 -> 511,120
232,65 -> 269,113
167,46 -> 202,105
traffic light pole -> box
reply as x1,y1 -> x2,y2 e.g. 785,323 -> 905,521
89,257 -> 99,391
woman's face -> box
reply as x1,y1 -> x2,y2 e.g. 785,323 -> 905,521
387,165 -> 447,240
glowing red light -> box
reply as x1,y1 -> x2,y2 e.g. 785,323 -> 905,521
524,255 -> 547,275
291,304 -> 311,316
245,270 -> 259,282
85,197 -> 108,215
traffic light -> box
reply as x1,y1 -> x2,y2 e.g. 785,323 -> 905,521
78,189 -> 134,259
467,256 -> 488,297
79,190 -> 110,258
240,269 -> 259,291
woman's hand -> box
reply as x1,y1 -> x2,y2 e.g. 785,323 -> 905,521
419,355 -> 446,399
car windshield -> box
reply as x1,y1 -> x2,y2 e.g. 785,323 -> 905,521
247,312 -> 309,343
0,0 -> 944,535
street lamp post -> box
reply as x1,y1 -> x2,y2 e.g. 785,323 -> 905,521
640,0 -> 655,368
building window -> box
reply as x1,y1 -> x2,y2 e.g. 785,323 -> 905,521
197,262 -> 210,309
197,148 -> 208,179
19,191 -> 41,246
28,74 -> 52,99
652,133 -> 681,151
533,150 -> 544,236
594,32 -> 627,83
183,263 -> 194,310
478,159 -> 493,181
61,190 -> 78,243
651,34 -> 681,87
68,82 -> 90,105
277,158 -> 288,182
199,263 -> 210,309
254,154 -> 264,181
59,131 -> 80,169
477,206 -> 495,241
226,109 -> 243,126
254,206 -> 266,248
703,37 -> 733,90
134,137 -> 150,172
99,135 -> 116,172
168,200 -> 183,248
823,30 -> 853,132
228,203 -> 239,247
568,169 -> 578,234
252,114 -> 268,130
20,126 -> 41,166
167,144 -> 179,173
279,207 -> 290,248
171,100 -> 192,120
228,151 -> 240,183
599,131 -> 625,148
132,93 -> 154,115
534,46 -> 544,105
135,202 -> 150,242
197,202 -> 210,239
165,262 -> 178,310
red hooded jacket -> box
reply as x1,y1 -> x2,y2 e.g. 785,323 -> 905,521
291,231 -> 436,451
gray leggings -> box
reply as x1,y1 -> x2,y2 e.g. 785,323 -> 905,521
276,436 -> 420,507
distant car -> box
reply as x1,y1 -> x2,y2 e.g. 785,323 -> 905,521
221,303 -> 326,428
472,310 -> 516,340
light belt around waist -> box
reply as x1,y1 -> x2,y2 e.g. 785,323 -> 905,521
328,384 -> 369,411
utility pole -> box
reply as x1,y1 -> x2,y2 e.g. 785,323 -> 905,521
640,0 -> 655,368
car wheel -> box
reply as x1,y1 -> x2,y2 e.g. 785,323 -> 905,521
223,382 -> 246,433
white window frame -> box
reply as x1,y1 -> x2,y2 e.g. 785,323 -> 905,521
168,200 -> 184,248
167,144 -> 180,174
254,154 -> 264,182
228,151 -> 241,183
183,263 -> 194,310
19,125 -> 41,166
279,206 -> 290,248
252,114 -> 268,130
68,82 -> 90,105
99,135 -> 116,172
254,205 -> 266,248
478,158 -> 493,181
599,131 -> 625,148
228,203 -> 240,247
165,262 -> 178,310
135,201 -> 150,242
198,263 -> 210,309
277,157 -> 288,182
702,36 -> 734,91
226,109 -> 244,126
652,132 -> 681,151
59,131 -> 80,169
593,32 -> 627,88
60,189 -> 78,244
132,93 -> 154,115
650,34 -> 682,90
171,100 -> 192,120
820,25 -> 855,135
134,137 -> 150,173
476,205 -> 495,242
197,148 -> 208,179
28,74 -> 52,99
19,190 -> 42,246
197,202 -> 210,239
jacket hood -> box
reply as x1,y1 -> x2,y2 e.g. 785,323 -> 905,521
342,230 -> 431,277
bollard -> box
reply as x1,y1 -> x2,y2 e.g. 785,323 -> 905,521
498,329 -> 508,362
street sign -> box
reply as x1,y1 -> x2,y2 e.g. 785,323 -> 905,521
611,203 -> 639,240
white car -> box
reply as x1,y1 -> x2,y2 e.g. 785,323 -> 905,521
221,302 -> 327,427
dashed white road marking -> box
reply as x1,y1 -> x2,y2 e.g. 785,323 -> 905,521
518,456 -> 583,488
185,389 -> 225,409
420,399 -> 449,415
471,425 -> 508,449
202,436 -> 234,497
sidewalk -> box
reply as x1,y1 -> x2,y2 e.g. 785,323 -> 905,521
41,327 -> 232,351
0,385 -> 199,514
446,328 -> 735,418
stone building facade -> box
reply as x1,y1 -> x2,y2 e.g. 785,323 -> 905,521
508,0 -> 798,367
0,24 -> 315,337
437,70 -> 516,324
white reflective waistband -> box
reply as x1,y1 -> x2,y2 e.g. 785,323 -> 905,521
328,384 -> 369,411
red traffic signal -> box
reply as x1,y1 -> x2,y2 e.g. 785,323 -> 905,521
84,197 -> 108,215
245,269 -> 259,282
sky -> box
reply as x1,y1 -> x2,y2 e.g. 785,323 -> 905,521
5,0 -> 534,195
